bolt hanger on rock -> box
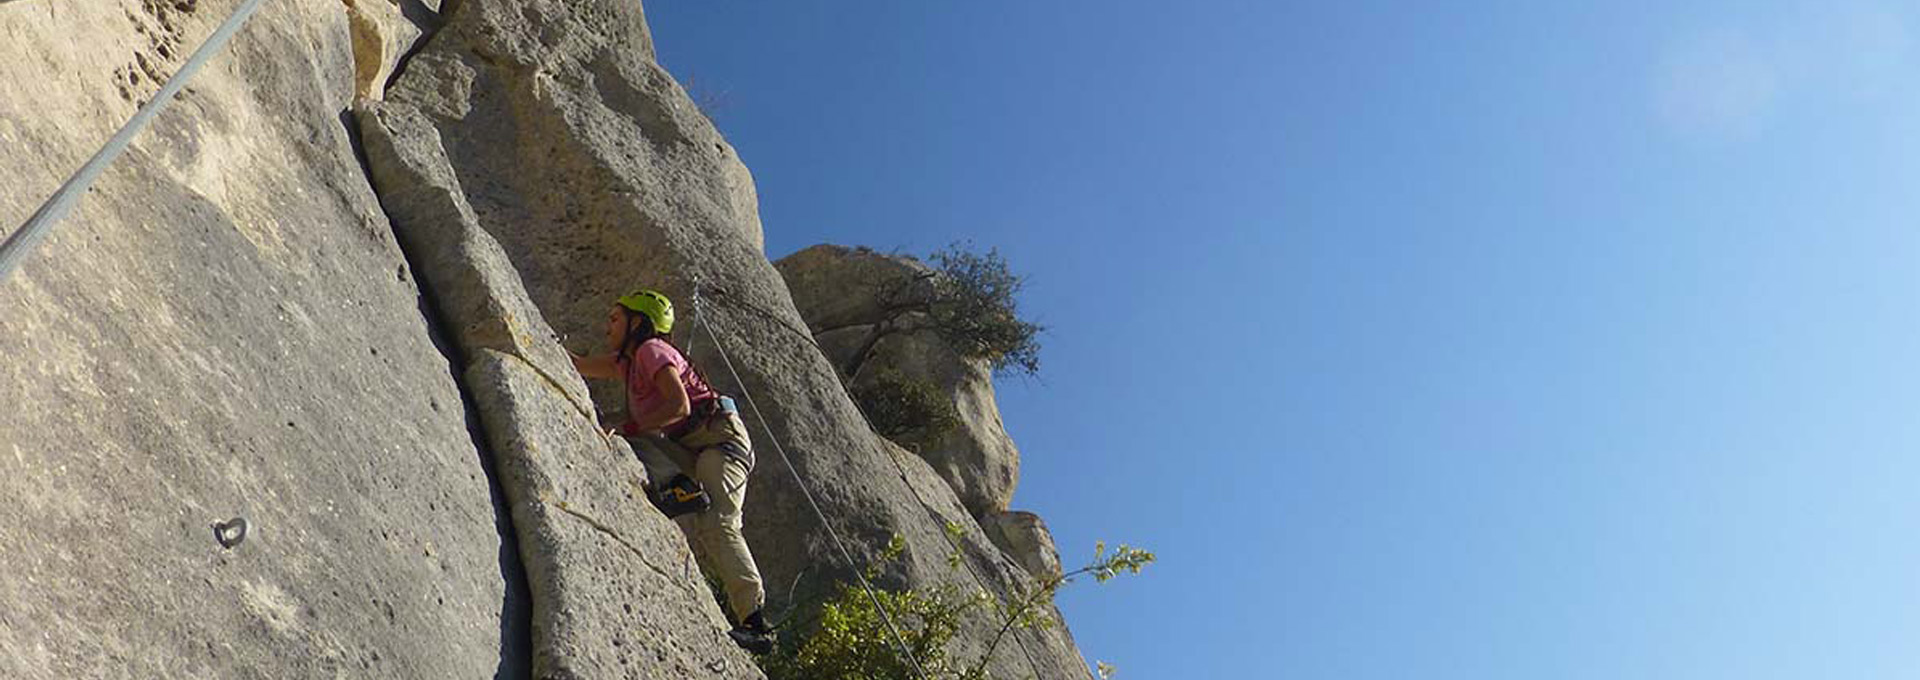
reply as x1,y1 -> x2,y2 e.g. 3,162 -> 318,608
213,517 -> 249,549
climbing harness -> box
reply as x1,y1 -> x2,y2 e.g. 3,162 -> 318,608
683,285 -> 933,680
663,394 -> 754,471
663,395 -> 736,439
0,0 -> 271,284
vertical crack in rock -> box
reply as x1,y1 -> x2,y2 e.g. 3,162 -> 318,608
337,109 -> 536,680
435,331 -> 540,680
351,95 -> 761,678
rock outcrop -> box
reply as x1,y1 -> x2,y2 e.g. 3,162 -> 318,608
776,244 -> 1022,519
984,511 -> 1065,582
0,0 -> 1092,677
344,0 -> 439,101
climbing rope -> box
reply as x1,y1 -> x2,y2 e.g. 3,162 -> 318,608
695,283 -> 1049,677
838,364 -> 1053,677
683,287 -> 932,680
0,0 -> 271,284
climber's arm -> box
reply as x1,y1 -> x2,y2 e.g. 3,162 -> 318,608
626,364 -> 693,435
571,351 -> 621,379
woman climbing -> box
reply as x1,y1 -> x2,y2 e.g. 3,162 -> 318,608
569,288 -> 775,654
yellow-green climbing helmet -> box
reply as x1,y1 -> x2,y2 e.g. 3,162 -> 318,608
616,289 -> 675,335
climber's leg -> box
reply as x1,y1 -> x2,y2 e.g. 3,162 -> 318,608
689,445 -> 766,623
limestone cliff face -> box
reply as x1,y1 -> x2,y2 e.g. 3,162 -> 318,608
0,0 -> 1090,677
0,1 -> 522,676
354,98 -> 758,678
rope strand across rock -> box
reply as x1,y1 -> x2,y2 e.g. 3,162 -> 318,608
685,287 -> 934,680
691,280 -> 1052,677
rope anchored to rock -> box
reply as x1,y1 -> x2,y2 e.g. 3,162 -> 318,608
0,0 -> 271,285
691,280 -> 1051,678
683,284 -> 934,680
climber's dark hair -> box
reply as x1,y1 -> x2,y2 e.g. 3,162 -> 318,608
615,308 -> 712,389
615,308 -> 655,368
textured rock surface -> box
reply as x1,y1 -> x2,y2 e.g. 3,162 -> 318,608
466,350 -> 761,679
0,1 -> 526,676
774,245 -> 933,335
379,0 -> 1091,676
356,98 -> 760,679
776,244 -> 1022,518
985,511 -> 1065,581
344,0 -> 437,101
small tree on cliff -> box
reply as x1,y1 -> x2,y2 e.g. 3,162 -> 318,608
847,243 -> 1043,450
852,243 -> 1044,381
922,244 -> 1043,378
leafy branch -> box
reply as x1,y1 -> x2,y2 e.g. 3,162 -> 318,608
965,542 -> 1157,679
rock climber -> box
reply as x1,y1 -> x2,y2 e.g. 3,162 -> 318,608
568,288 -> 775,654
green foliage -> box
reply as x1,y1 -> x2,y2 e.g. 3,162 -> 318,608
956,542 -> 1157,679
762,536 -> 987,680
1088,542 -> 1157,583
771,580 -> 985,679
853,368 -> 961,450
944,521 -> 967,570
925,244 -> 1044,378
757,534 -> 1155,680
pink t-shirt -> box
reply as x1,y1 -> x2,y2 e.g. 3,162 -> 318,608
619,338 -> 717,435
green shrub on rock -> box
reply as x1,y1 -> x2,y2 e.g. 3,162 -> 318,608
853,368 -> 962,451
758,535 -> 1155,680
925,244 -> 1043,378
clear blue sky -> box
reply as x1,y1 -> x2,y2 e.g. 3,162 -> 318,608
645,1 -> 1920,677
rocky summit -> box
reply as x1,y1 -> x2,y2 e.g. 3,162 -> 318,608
0,0 -> 1085,677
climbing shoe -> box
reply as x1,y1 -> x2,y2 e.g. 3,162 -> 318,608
727,610 -> 775,655
647,473 -> 710,518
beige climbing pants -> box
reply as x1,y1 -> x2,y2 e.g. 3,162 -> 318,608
664,410 -> 766,623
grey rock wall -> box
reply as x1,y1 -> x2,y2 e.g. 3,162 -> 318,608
355,98 -> 760,679
985,511 -> 1065,582
0,0 -> 525,676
